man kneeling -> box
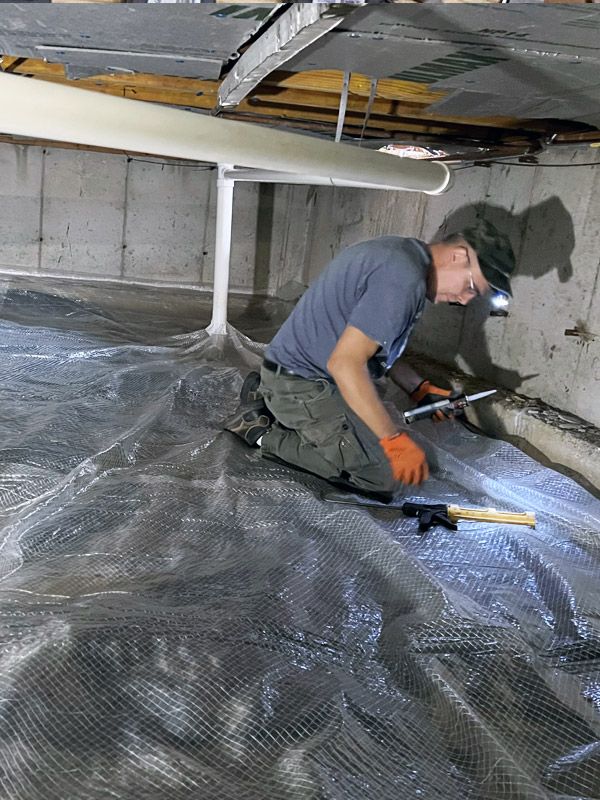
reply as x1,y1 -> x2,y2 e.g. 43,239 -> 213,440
225,221 -> 515,499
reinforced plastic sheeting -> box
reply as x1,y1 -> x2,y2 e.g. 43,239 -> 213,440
0,288 -> 599,800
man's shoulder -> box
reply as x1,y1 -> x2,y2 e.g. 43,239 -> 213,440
349,234 -> 408,250
346,235 -> 428,260
347,236 -> 429,279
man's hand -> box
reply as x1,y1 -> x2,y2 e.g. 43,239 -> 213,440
410,380 -> 454,422
379,432 -> 429,485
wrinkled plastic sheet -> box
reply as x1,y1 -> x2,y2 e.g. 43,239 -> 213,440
0,288 -> 599,800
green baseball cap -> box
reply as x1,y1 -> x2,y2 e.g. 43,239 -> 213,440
461,219 -> 515,297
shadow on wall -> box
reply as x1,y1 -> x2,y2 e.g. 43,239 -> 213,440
438,197 -> 575,391
436,198 -> 575,440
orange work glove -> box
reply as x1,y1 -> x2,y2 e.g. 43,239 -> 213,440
379,432 -> 429,485
410,379 -> 454,422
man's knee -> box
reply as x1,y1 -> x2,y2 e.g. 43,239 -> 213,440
342,457 -> 396,495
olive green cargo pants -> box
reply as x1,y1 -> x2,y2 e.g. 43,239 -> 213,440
259,365 -> 395,494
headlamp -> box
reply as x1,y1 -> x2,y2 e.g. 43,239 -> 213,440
490,291 -> 510,317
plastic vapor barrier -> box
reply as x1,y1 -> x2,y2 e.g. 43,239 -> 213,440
0,288 -> 598,800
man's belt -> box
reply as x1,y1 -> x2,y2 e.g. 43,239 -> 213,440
262,358 -> 300,378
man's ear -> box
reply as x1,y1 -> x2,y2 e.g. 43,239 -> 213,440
451,245 -> 468,265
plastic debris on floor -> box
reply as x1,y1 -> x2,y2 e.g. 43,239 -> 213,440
0,288 -> 599,800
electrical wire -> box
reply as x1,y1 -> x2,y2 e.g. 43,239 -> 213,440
454,159 -> 600,169
457,415 -> 500,440
488,159 -> 600,167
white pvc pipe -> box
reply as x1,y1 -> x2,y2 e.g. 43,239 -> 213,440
0,72 -> 452,195
206,165 -> 234,336
223,167 -> 445,190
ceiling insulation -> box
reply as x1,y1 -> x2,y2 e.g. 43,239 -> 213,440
0,4 -> 276,80
0,2 -> 599,156
286,5 -> 600,128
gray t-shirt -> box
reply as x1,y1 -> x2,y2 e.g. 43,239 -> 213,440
266,236 -> 429,380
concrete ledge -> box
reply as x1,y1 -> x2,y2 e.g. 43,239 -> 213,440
406,354 -> 600,496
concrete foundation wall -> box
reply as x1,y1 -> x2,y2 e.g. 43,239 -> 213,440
0,142 -> 598,426
0,144 -> 262,292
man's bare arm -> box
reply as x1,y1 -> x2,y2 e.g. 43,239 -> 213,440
327,325 -> 398,440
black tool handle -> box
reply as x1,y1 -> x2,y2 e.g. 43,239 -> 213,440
401,502 -> 458,533
401,501 -> 447,517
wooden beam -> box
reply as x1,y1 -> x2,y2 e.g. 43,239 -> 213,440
245,86 -> 520,130
553,131 -> 600,145
266,70 -> 447,105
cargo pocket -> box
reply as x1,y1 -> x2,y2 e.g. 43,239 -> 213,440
341,416 -> 395,492
300,381 -> 348,446
303,380 -> 344,419
338,420 -> 375,472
